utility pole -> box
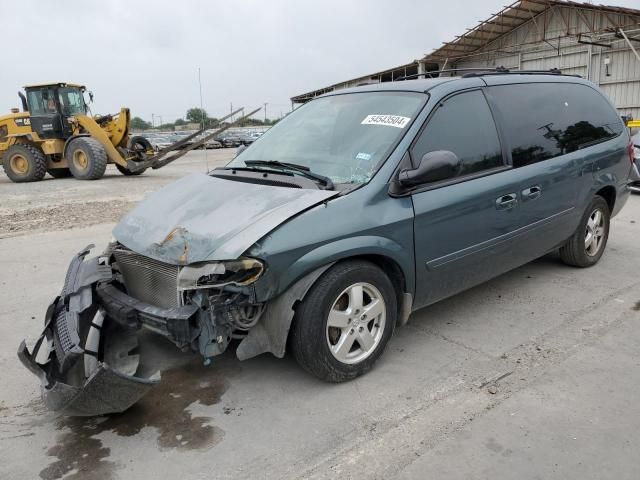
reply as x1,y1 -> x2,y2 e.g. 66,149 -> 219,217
198,67 -> 204,131
151,113 -> 155,128
264,102 -> 268,122
230,102 -> 233,122
198,67 -> 208,171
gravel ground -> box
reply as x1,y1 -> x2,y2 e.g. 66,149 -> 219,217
0,200 -> 135,236
0,149 -> 234,237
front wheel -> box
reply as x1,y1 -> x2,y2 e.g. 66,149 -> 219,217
67,137 -> 107,180
290,260 -> 396,382
559,195 -> 610,267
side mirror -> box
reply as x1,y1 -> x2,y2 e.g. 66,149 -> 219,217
88,91 -> 94,103
398,150 -> 460,187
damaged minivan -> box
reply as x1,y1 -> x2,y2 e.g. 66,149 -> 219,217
20,70 -> 638,415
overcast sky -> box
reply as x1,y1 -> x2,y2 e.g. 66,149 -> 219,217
3,0 -> 637,122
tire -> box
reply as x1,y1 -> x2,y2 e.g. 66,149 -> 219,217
127,136 -> 153,159
47,168 -> 72,178
116,137 -> 150,176
290,260 -> 397,382
559,195 -> 610,267
2,144 -> 47,182
66,137 -> 107,180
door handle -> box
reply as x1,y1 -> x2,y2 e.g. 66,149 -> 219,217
521,185 -> 542,201
495,193 -> 518,210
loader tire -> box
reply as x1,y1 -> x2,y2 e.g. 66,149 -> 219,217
115,163 -> 146,176
116,136 -> 150,176
47,168 -> 72,178
67,137 -> 108,180
128,136 -> 153,160
2,144 -> 47,182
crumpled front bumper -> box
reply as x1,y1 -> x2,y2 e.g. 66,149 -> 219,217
17,245 -> 160,417
18,338 -> 158,416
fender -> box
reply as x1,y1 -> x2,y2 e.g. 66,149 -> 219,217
592,170 -> 630,218
236,263 -> 334,361
254,235 -> 415,303
240,236 -> 416,361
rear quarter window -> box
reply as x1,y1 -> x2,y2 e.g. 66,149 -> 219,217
488,83 -> 624,168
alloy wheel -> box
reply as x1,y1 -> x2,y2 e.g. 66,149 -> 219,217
326,282 -> 386,364
585,208 -> 606,256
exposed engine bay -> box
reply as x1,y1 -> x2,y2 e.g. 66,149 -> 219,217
18,243 -> 271,416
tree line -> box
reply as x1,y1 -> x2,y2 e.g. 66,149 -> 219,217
131,107 -> 278,131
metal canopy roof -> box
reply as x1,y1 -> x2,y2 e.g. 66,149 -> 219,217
424,0 -> 640,63
292,0 -> 640,103
290,61 -> 419,103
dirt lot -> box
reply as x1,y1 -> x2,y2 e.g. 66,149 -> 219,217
1,151 -> 639,480
0,149 -> 234,236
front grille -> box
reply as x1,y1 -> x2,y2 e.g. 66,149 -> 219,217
113,249 -> 181,308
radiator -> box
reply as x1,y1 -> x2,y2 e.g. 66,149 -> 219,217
113,248 -> 181,308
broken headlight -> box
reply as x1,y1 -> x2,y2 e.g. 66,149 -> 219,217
177,258 -> 264,291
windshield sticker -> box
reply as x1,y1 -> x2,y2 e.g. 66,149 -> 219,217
361,114 -> 411,128
355,152 -> 372,161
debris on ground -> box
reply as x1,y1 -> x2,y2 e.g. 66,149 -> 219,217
0,200 -> 135,236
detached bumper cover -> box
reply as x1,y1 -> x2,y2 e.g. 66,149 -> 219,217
17,245 -> 160,417
18,339 -> 158,416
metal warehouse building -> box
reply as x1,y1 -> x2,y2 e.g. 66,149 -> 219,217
292,0 -> 640,120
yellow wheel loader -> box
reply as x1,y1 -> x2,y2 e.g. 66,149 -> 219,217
0,82 -> 259,183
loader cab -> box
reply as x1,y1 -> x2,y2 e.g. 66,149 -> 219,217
23,83 -> 87,139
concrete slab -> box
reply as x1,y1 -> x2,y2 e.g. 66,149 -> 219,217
0,176 -> 638,480
398,310 -> 640,480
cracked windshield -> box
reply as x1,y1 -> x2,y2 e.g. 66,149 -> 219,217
228,91 -> 425,185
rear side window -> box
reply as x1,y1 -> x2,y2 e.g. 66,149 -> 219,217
411,90 -> 504,179
489,83 -> 624,168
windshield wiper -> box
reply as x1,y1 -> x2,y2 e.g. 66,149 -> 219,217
242,160 -> 334,190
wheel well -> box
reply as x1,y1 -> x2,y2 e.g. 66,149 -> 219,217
62,134 -> 91,159
595,186 -> 616,213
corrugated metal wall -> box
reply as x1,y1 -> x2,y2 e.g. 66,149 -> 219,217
454,7 -> 640,120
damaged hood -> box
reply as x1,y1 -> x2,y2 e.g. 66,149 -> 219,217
113,173 -> 338,264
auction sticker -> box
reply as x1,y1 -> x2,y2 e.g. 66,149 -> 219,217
361,114 -> 411,128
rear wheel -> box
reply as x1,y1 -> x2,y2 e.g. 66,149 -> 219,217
67,137 -> 107,180
559,196 -> 610,267
2,144 -> 47,182
290,260 -> 396,382
47,168 -> 72,178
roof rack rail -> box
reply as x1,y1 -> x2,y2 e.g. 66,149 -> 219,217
395,67 -> 580,81
395,67 -> 507,81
